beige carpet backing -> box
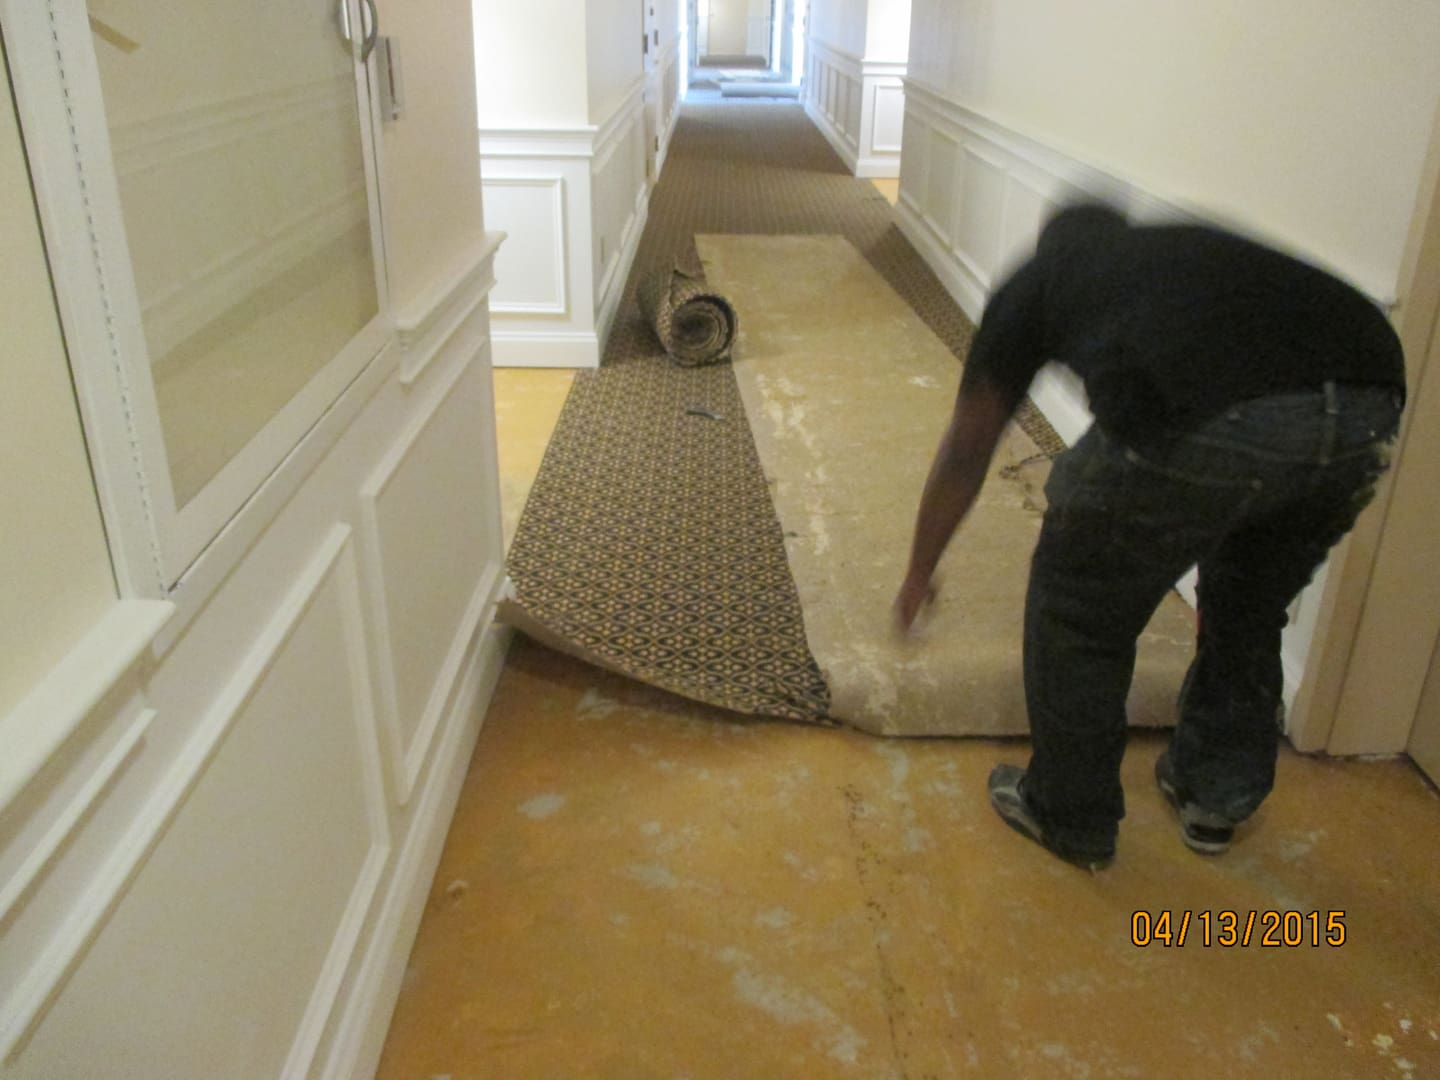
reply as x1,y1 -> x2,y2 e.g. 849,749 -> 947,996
700,234 -> 1197,736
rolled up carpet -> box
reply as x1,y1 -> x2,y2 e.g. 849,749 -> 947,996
637,266 -> 739,367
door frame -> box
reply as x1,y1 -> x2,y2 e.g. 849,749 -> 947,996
1289,97 -> 1440,761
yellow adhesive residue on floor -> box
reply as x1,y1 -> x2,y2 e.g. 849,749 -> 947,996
377,639 -> 1440,1079
869,177 -> 901,206
493,368 -> 576,550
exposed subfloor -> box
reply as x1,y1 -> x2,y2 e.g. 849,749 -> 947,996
375,367 -> 1440,1078
377,635 -> 1440,1078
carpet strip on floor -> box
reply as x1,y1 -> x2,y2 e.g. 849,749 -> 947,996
502,102 -> 1063,722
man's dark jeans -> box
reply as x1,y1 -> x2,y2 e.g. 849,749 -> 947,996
1021,382 -> 1402,849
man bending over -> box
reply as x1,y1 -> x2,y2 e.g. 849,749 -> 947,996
895,203 -> 1406,870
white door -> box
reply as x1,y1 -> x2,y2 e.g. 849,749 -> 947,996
706,0 -> 751,59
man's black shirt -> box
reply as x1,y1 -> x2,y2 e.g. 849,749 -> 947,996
962,210 -> 1407,443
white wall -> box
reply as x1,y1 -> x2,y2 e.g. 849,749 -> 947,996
0,45 -> 116,720
808,0 -> 866,55
474,0 -> 588,127
864,0 -> 910,60
906,0 -> 1440,300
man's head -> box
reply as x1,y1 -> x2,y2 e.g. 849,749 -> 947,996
1037,201 -> 1129,261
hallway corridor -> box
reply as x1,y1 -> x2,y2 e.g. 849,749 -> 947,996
376,104 -> 1440,1079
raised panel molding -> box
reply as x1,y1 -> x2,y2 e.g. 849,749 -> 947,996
871,83 -> 905,154
317,622 -> 510,1080
358,354 -> 497,806
0,527 -> 373,1064
281,537 -> 391,1078
483,177 -> 568,316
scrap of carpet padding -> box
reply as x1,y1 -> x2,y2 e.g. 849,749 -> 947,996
699,233 -> 1195,737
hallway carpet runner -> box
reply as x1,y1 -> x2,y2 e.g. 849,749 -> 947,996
501,102 -> 1066,724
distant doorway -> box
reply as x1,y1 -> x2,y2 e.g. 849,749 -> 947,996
695,0 -> 772,68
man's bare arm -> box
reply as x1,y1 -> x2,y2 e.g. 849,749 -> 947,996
894,378 -> 1014,630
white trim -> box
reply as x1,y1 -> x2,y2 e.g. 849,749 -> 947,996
902,77 -> 1397,307
155,343 -> 396,654
490,328 -> 601,367
3,1 -> 170,596
807,38 -> 862,68
0,707 -> 154,927
0,526 -> 357,1061
593,77 -> 647,167
395,230 -> 504,386
483,177 -> 570,316
280,540 -> 392,1079
596,188 -> 650,352
0,600 -> 173,818
358,353 -> 476,805
317,624 -> 511,1080
479,127 -> 597,160
861,59 -> 908,78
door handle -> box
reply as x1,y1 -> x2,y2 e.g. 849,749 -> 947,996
338,0 -> 380,62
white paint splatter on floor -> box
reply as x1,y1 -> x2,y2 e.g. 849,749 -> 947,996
716,946 -> 868,1066
755,908 -> 795,930
519,793 -> 567,819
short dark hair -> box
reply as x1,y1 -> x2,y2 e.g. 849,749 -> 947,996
1037,201 -> 1128,258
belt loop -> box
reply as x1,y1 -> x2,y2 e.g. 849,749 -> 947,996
1323,380 -> 1339,416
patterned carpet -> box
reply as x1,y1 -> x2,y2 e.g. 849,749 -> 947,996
502,102 -> 1062,722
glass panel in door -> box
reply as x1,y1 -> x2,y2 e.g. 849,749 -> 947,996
89,1 -> 380,506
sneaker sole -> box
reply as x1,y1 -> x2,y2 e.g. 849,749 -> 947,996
1156,773 -> 1231,856
989,770 -> 1115,871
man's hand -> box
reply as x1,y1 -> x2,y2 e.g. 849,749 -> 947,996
893,573 -> 937,634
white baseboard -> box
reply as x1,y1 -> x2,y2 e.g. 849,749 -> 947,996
490,329 -> 600,368
321,622 -> 511,1080
856,155 -> 900,179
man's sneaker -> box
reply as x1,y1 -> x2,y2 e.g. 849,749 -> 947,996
1154,750 -> 1234,855
987,764 -> 1115,871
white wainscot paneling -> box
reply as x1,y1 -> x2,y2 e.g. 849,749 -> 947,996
954,145 -> 1006,289
804,40 -> 906,179
480,113 -> 651,369
360,357 -> 499,806
483,177 -> 567,315
4,529 -> 390,1080
591,97 -> 650,351
871,83 -> 905,154
923,132 -> 959,241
